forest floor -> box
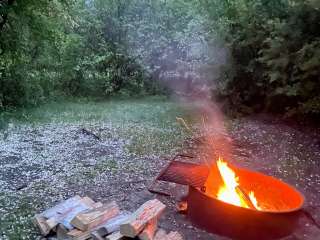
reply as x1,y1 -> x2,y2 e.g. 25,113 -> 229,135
0,97 -> 320,240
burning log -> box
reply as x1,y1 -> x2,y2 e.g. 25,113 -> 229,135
71,201 -> 120,231
120,199 -> 166,238
138,218 -> 158,240
235,186 -> 256,210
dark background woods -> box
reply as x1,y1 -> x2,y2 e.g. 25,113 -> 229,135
0,0 -> 319,118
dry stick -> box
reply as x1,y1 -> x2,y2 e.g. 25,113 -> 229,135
81,128 -> 100,141
235,186 -> 256,210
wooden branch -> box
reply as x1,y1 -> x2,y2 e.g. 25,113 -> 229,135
81,128 -> 100,141
120,199 -> 166,238
71,201 -> 120,231
235,186 -> 256,210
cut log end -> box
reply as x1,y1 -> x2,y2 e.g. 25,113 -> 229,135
120,199 -> 166,238
138,218 -> 157,240
71,201 -> 120,231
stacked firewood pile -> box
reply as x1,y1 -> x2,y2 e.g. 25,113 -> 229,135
33,196 -> 183,240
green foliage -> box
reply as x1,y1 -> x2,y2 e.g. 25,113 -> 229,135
199,0 -> 320,116
1,0 -> 319,118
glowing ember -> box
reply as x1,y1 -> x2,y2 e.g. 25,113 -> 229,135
216,158 -> 261,210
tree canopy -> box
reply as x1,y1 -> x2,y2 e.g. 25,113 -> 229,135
0,0 -> 319,117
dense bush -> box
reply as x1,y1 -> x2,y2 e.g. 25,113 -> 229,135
0,0 -> 319,118
198,0 -> 320,117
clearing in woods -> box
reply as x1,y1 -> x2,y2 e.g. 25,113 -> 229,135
0,97 -> 320,239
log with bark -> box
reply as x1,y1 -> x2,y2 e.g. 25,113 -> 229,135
34,196 -> 99,236
71,201 -> 120,231
95,211 -> 131,237
138,218 -> 158,240
120,199 -> 166,238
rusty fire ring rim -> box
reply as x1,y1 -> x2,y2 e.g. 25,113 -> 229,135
198,164 -> 306,214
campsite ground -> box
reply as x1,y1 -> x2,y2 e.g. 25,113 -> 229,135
0,97 -> 319,239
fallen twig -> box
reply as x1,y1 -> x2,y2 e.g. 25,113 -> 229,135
81,128 -> 101,141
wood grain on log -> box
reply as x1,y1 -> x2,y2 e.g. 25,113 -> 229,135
96,212 -> 131,236
91,230 -> 105,240
71,201 -> 120,231
34,196 -> 99,236
138,218 -> 157,240
33,215 -> 51,236
120,199 -> 166,238
105,231 -> 126,240
66,229 -> 91,240
56,224 -> 69,240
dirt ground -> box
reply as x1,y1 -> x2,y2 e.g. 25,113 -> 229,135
1,108 -> 320,239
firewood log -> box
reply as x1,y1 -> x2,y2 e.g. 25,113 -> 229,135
96,211 -> 131,236
91,230 -> 105,240
154,229 -> 167,240
34,196 -> 83,235
138,218 -> 158,240
57,224 -> 69,240
71,201 -> 120,231
167,231 -> 184,240
33,215 -> 51,236
66,229 -> 92,240
34,196 -> 100,236
120,199 -> 165,238
105,231 -> 126,240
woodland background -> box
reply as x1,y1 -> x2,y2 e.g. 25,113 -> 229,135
1,0 -> 319,118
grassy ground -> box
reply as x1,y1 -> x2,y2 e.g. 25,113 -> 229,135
1,96 -> 192,156
0,96 -> 193,239
2,97 -> 319,240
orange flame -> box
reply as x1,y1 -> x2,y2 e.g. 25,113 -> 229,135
216,158 -> 261,210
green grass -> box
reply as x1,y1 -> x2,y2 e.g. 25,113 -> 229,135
0,96 -> 194,156
0,194 -> 39,240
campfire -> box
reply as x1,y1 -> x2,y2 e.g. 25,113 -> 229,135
205,157 -> 261,210
150,154 -> 305,240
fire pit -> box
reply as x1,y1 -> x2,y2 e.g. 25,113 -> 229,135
150,157 -> 305,240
